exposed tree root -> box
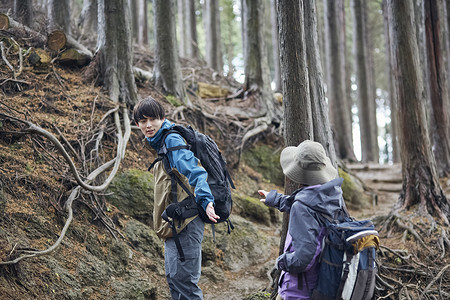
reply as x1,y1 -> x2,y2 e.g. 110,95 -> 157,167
374,210 -> 450,299
0,103 -> 129,264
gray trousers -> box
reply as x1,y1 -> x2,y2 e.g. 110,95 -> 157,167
165,216 -> 204,300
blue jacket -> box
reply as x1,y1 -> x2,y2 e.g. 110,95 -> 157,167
147,119 -> 214,210
265,178 -> 347,299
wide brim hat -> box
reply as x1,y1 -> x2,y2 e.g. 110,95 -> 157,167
280,140 -> 337,186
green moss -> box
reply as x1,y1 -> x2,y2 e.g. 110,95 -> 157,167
105,169 -> 154,224
233,194 -> 271,225
165,94 -> 182,107
242,143 -> 284,186
339,168 -> 371,209
243,292 -> 271,300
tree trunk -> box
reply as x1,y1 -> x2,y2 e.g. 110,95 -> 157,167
364,2 -> 379,162
222,2 -> 236,78
128,0 -> 139,43
240,0 -> 247,65
351,0 -> 377,163
424,0 -> 450,177
152,0 -> 188,103
387,0 -> 449,225
204,0 -> 223,72
304,0 -> 337,167
47,0 -> 71,35
177,0 -> 186,57
243,0 -> 277,120
382,0 -> 400,163
324,0 -> 357,161
185,0 -> 198,59
78,0 -> 98,40
138,0 -> 148,45
270,0 -> 282,92
13,0 -> 32,28
338,0 -> 353,143
272,1 -> 313,297
96,0 -> 138,105
444,0 -> 450,81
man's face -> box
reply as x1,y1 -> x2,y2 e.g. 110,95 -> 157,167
137,116 -> 165,138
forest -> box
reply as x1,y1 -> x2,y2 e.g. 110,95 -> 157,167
0,0 -> 449,299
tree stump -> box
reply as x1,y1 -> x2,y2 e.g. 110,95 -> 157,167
47,30 -> 67,51
0,13 -> 9,30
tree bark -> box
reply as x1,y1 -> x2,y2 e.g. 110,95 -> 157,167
382,0 -> 400,163
185,0 -> 198,59
424,0 -> 450,177
243,0 -> 278,120
152,0 -> 188,103
13,0 -> 32,28
128,0 -> 139,43
204,0 -> 223,72
177,0 -> 186,57
270,0 -> 282,92
272,1 -> 313,297
387,0 -> 449,225
351,0 -> 377,162
47,0 -> 71,35
324,0 -> 357,161
138,0 -> 148,45
304,0 -> 337,167
78,0 -> 98,40
96,0 -> 138,105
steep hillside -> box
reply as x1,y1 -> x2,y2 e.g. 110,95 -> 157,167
0,37 -> 287,299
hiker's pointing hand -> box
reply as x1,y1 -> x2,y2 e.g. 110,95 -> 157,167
206,202 -> 219,223
258,190 -> 268,203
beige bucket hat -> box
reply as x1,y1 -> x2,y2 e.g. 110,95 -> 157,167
280,140 -> 337,185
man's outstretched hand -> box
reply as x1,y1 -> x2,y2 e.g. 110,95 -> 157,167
206,202 -> 220,223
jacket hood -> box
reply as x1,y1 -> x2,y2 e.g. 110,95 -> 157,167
295,178 -> 345,219
147,119 -> 174,150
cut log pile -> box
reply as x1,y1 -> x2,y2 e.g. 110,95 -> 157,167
0,13 -> 93,69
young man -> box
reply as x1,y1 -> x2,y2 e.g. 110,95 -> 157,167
133,97 -> 219,299
259,140 -> 349,300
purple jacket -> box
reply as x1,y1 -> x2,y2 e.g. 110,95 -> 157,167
265,178 -> 347,299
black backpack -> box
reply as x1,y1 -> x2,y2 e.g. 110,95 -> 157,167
148,125 -> 235,260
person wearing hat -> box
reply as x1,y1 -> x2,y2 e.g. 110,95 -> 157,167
259,140 -> 349,300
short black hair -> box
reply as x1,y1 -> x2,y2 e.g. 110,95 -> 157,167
133,97 -> 166,122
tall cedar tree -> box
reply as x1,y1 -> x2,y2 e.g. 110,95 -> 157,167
153,0 -> 188,103
185,0 -> 199,59
242,0 -> 277,119
382,0 -> 401,163
273,0 -> 313,297
424,0 -> 450,177
304,0 -> 337,167
324,0 -> 357,161
47,0 -> 70,34
270,0 -> 282,92
387,0 -> 449,225
351,0 -> 378,162
204,0 -> 223,72
96,0 -> 138,105
13,0 -> 32,28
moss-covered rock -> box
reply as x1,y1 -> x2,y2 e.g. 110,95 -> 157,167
205,215 -> 276,272
339,168 -> 372,210
232,193 -> 271,225
242,143 -> 284,186
123,218 -> 164,259
105,169 -> 154,226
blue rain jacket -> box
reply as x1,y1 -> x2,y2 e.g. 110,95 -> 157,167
147,119 -> 214,210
